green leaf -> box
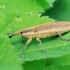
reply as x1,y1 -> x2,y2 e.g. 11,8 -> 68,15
43,65 -> 70,70
46,54 -> 70,66
23,59 -> 46,70
45,0 -> 70,21
0,65 -> 22,70
1,12 -> 70,64
4,12 -> 70,61
0,0 -> 56,13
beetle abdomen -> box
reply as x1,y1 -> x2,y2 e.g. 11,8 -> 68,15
22,22 -> 70,38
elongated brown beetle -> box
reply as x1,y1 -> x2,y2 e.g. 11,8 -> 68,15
8,22 -> 70,58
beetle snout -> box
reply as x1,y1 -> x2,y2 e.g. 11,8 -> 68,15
9,35 -> 12,38
9,34 -> 14,38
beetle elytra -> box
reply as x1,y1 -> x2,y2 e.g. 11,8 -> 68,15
8,22 -> 70,58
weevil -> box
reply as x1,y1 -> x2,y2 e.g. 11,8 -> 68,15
8,22 -> 70,58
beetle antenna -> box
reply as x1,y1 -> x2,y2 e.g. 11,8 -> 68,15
8,24 -> 14,33
7,24 -> 14,35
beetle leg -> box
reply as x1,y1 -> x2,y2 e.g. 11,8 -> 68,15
20,38 -> 32,58
57,32 -> 70,42
36,38 -> 47,53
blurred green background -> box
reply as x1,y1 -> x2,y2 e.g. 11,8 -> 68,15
0,0 -> 70,70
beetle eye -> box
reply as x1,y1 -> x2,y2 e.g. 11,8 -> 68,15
20,31 -> 23,34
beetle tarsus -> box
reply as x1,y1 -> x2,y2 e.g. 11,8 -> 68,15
20,53 -> 24,58
66,39 -> 70,42
43,50 -> 47,54
57,32 -> 70,42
